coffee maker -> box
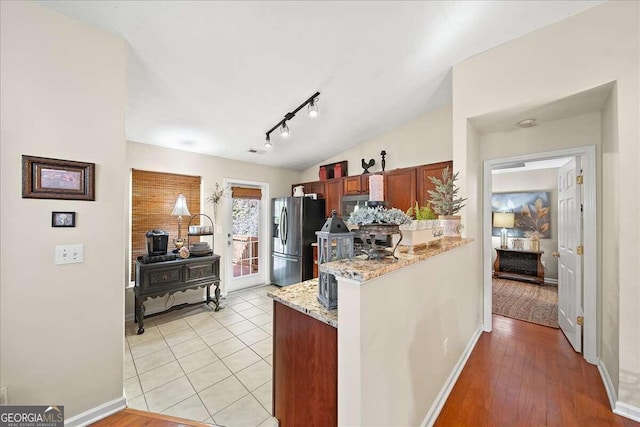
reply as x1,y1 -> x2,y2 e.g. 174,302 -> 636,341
146,230 -> 169,256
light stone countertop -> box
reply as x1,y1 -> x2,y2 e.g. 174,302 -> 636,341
267,239 -> 473,328
267,279 -> 338,328
320,238 -> 474,282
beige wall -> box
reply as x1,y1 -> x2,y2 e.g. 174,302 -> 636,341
0,1 -> 127,418
337,242 -> 480,425
491,168 -> 559,280
300,104 -> 452,182
452,1 -> 639,409
601,84 -> 620,393
125,142 -> 301,317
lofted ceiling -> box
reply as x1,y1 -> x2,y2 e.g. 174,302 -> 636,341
40,1 -> 603,170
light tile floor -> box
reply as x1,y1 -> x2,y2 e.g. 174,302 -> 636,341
124,284 -> 279,427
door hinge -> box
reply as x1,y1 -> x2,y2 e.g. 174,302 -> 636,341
576,175 -> 584,184
577,316 -> 584,326
576,245 -> 584,255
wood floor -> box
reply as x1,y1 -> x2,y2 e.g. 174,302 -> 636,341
91,408 -> 212,426
435,315 -> 638,427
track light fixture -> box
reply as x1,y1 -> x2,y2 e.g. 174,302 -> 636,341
280,121 -> 290,137
264,91 -> 320,149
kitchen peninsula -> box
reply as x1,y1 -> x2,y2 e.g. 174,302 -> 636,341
268,238 -> 476,426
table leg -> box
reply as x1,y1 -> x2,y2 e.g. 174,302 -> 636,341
214,281 -> 221,311
135,297 -> 145,335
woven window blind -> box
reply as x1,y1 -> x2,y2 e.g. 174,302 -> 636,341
231,186 -> 262,199
131,169 -> 201,280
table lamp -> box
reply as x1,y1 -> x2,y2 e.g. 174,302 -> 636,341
493,212 -> 515,249
171,194 -> 191,249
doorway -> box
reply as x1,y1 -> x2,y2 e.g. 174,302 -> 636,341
223,179 -> 270,294
483,146 -> 597,364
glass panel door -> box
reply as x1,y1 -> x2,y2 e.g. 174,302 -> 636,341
232,197 -> 260,278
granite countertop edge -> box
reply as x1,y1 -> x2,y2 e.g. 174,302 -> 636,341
320,238 -> 474,282
268,279 -> 338,328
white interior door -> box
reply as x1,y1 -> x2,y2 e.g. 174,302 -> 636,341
224,180 -> 269,293
557,157 -> 582,352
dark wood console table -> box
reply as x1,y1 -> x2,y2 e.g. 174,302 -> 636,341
135,254 -> 221,334
493,248 -> 544,284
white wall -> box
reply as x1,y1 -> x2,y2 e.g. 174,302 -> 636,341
125,142 -> 301,317
337,242 -> 480,426
1,1 -> 127,418
452,1 -> 639,409
601,84 -> 619,392
300,104 -> 452,181
491,168 -> 559,280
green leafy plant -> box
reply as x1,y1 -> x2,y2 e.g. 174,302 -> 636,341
427,166 -> 467,216
406,202 -> 437,220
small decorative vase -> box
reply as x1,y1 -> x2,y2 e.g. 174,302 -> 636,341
438,215 -> 463,240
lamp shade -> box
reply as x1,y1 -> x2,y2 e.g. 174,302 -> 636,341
171,194 -> 191,216
493,212 -> 515,228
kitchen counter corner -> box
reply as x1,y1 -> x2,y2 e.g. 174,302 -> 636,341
268,279 -> 338,328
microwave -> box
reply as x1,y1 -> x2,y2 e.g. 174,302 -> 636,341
341,194 -> 370,220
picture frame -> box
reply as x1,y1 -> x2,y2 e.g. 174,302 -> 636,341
52,211 -> 76,227
22,155 -> 95,201
491,191 -> 551,239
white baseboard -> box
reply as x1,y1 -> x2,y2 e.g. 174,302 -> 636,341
420,326 -> 483,427
615,402 -> 640,423
598,360 -> 617,410
544,278 -> 558,285
598,361 -> 640,422
65,396 -> 126,426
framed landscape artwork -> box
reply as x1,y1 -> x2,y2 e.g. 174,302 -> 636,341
491,191 -> 551,239
22,155 -> 95,200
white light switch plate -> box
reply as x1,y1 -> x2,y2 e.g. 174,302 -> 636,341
55,244 -> 84,265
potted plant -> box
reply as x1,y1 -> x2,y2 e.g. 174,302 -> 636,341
347,206 -> 411,227
405,202 -> 438,230
427,166 -> 467,240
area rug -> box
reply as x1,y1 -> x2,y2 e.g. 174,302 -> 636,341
492,278 -> 559,328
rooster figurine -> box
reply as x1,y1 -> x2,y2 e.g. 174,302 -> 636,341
361,158 -> 375,174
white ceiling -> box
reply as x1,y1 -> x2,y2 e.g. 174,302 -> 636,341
40,1 -> 603,170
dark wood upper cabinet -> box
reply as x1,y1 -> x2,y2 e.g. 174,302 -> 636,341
292,160 -> 452,217
416,161 -> 453,208
384,168 -> 417,212
342,174 -> 370,196
305,181 -> 325,198
291,181 -> 325,198
324,178 -> 342,218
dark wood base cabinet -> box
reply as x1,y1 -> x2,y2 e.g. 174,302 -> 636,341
273,301 -> 337,426
493,248 -> 544,284
134,255 -> 221,334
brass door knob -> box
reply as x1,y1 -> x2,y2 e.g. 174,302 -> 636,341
552,251 -> 560,258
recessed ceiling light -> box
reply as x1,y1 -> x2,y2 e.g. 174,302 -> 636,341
517,118 -> 537,128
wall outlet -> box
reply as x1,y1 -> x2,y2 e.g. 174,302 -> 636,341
444,338 -> 449,356
55,244 -> 84,265
0,386 -> 8,405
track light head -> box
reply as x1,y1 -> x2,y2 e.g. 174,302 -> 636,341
308,97 -> 319,118
264,134 -> 272,149
280,121 -> 290,138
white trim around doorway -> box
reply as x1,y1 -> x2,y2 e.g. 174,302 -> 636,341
482,145 -> 597,364
222,178 -> 270,295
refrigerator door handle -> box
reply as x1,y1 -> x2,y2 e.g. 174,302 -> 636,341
283,206 -> 288,245
274,253 -> 300,262
279,207 -> 284,246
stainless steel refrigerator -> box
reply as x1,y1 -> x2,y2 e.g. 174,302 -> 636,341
271,197 -> 326,287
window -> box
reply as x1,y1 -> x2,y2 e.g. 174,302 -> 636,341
130,169 -> 200,280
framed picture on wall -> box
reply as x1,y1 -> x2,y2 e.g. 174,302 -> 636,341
52,211 -> 76,227
491,191 -> 551,239
22,155 -> 95,201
